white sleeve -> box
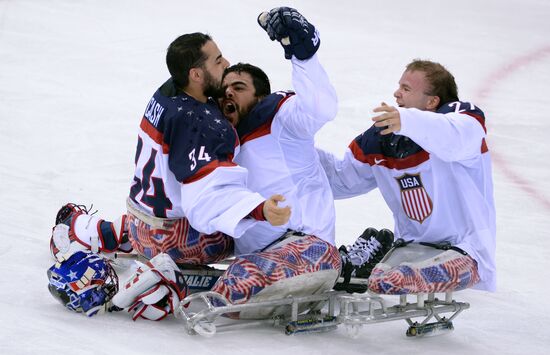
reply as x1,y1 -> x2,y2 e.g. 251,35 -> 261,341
276,53 -> 338,137
397,108 -> 486,162
317,147 -> 377,199
180,166 -> 265,238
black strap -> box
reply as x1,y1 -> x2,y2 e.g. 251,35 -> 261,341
259,229 -> 305,252
393,238 -> 414,248
419,241 -> 468,255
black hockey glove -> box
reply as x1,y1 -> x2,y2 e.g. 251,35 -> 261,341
257,7 -> 320,60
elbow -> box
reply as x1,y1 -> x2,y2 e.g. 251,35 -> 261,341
325,99 -> 338,122
315,91 -> 338,122
329,106 -> 338,121
325,87 -> 338,120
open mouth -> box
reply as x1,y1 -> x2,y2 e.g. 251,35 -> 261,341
223,100 -> 236,114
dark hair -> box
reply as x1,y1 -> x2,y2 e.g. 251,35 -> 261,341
223,63 -> 271,97
406,59 -> 459,108
166,32 -> 212,89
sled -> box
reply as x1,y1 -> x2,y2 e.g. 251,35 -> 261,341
176,289 -> 469,338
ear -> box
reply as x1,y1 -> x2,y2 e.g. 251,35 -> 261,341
427,95 -> 440,111
188,67 -> 203,84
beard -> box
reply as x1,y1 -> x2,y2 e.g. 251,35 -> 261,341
202,69 -> 224,99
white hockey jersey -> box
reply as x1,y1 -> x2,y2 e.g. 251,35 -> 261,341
232,54 -> 338,254
318,102 -> 497,291
129,79 -> 264,238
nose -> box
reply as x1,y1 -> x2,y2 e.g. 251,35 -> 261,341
393,88 -> 400,99
225,86 -> 234,98
222,57 -> 230,70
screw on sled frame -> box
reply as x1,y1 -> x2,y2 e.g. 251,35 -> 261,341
175,290 -> 469,337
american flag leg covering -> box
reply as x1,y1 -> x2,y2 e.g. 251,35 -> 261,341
126,201 -> 233,265
210,233 -> 341,319
368,243 -> 480,295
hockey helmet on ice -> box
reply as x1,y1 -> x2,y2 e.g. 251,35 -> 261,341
47,250 -> 118,316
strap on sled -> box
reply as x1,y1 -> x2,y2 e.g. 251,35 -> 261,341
418,241 -> 468,255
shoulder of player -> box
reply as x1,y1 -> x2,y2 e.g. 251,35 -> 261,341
353,124 -> 381,144
146,96 -> 232,152
151,79 -> 213,116
154,93 -> 222,125
437,100 -> 485,119
351,125 -> 425,164
251,91 -> 295,117
238,91 -> 294,134
436,100 -> 487,132
163,100 -> 236,155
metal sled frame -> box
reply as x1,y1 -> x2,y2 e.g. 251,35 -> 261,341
176,290 -> 470,337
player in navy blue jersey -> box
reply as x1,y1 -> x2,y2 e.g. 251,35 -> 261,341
128,32 -> 290,235
50,32 -> 293,321
318,59 -> 496,294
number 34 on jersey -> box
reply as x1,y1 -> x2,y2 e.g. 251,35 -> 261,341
189,146 -> 211,171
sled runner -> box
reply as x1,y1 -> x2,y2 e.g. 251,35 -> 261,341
176,289 -> 469,337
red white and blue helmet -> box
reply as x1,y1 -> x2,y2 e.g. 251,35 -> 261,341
47,251 -> 118,316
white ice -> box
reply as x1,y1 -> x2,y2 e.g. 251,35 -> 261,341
1,0 -> 549,354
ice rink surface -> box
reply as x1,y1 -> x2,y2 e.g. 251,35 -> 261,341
1,0 -> 549,354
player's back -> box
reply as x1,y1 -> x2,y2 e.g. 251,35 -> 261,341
129,79 -> 238,219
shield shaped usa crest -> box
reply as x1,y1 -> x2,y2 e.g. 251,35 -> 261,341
395,173 -> 433,223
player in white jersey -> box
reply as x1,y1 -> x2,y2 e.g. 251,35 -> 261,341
318,59 -> 496,294
205,8 -> 342,316
219,61 -> 336,254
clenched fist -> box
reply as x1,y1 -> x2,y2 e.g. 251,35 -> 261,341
263,194 -> 291,226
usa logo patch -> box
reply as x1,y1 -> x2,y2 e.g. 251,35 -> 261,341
395,173 -> 432,223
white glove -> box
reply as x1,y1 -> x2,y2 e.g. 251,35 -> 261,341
112,253 -> 188,321
50,213 -> 130,262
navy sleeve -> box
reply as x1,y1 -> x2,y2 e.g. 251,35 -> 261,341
164,100 -> 239,183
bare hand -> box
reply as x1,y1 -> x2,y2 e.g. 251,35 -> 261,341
263,194 -> 291,226
372,102 -> 401,135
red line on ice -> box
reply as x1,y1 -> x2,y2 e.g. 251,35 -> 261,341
474,45 -> 550,211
